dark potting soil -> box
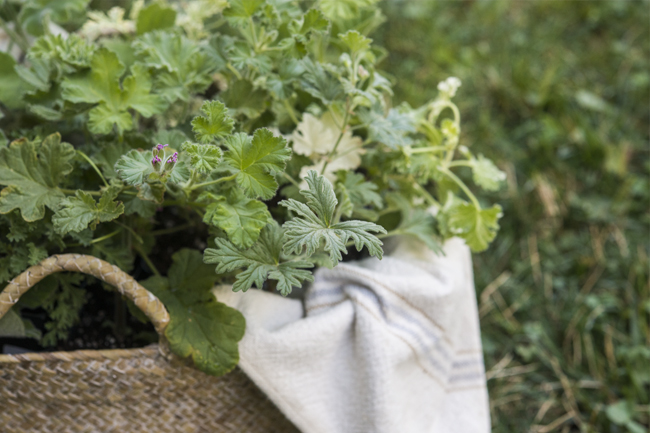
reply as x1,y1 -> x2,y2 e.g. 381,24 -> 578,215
0,264 -> 158,355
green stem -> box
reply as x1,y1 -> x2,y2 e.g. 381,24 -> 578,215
428,100 -> 461,125
248,17 -> 259,50
150,223 -> 194,236
67,229 -> 121,247
409,146 -> 447,154
77,150 -> 109,187
135,245 -> 161,277
414,182 -> 441,208
227,63 -> 243,80
328,107 -> 343,130
0,15 -> 29,52
344,229 -> 403,247
321,100 -> 351,175
161,200 -> 206,208
282,172 -> 301,188
439,167 -> 480,209
115,221 -> 144,244
283,99 -> 300,124
91,229 -> 121,244
447,160 -> 472,169
190,173 -> 237,190
60,188 -> 102,197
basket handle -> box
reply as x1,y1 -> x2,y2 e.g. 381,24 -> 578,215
0,254 -> 170,336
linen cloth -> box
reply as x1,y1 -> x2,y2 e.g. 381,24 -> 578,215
214,237 -> 490,433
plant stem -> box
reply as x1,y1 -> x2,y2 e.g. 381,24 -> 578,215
191,173 -> 237,190
248,17 -> 258,50
77,150 -> 109,187
428,100 -> 461,125
226,63 -> 242,80
439,167 -> 481,209
282,172 -> 301,188
0,15 -> 29,52
414,182 -> 441,208
90,229 -> 121,244
283,99 -> 300,124
409,145 -> 447,154
66,229 -> 121,247
344,229 -> 403,247
161,200 -> 206,208
447,160 -> 472,168
115,221 -> 144,244
135,245 -> 161,277
60,188 -> 102,197
321,100 -> 351,175
150,223 -> 194,236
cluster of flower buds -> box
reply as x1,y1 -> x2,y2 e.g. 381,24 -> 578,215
428,77 -> 463,124
151,144 -> 178,174
437,77 -> 462,99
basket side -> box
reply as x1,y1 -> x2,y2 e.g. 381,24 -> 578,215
0,346 -> 300,433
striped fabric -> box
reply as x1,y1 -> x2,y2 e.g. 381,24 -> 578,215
215,237 -> 490,433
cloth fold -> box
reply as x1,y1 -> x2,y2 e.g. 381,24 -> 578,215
214,237 -> 490,433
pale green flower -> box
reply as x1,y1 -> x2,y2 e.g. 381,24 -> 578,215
291,113 -> 364,184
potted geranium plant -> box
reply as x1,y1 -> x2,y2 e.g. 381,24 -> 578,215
0,0 -> 504,429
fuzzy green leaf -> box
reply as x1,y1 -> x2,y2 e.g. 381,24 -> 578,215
29,34 -> 95,73
470,155 -> 506,191
208,191 -> 271,249
204,222 -> 314,296
0,52 -> 32,109
134,32 -> 216,103
142,249 -> 245,377
320,0 -> 378,21
223,129 -> 291,199
441,198 -> 502,252
220,79 -> 269,119
280,170 -> 386,265
0,134 -> 74,221
289,9 -> 329,37
93,141 -> 132,180
191,100 -> 235,143
53,190 -> 124,234
337,171 -> 383,208
397,209 -> 443,254
360,108 -> 416,149
223,0 -> 264,27
114,150 -> 154,186
182,142 -> 223,173
299,57 -> 343,104
0,309 -> 26,338
62,49 -> 166,134
339,30 -> 372,54
136,3 -> 177,35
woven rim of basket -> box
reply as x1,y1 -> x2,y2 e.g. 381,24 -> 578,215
0,347 -> 160,364
0,254 -> 170,342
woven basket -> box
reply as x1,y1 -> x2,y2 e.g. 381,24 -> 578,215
0,254 -> 299,433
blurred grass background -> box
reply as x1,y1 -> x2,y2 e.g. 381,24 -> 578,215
378,1 -> 649,432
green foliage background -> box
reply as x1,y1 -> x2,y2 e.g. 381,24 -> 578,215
379,1 -> 649,431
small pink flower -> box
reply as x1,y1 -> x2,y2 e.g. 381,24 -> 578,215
167,152 -> 178,164
156,144 -> 168,151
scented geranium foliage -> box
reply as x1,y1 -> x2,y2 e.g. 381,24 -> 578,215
0,0 -> 505,376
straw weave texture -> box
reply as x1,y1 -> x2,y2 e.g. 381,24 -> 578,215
0,254 -> 300,432
0,347 -> 300,432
